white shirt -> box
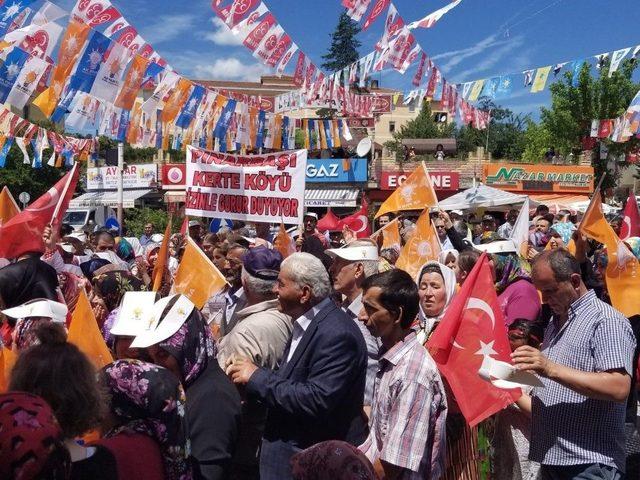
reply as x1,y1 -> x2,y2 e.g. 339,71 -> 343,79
286,297 -> 332,363
225,287 -> 244,323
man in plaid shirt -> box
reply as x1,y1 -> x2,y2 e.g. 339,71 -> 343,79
358,269 -> 448,479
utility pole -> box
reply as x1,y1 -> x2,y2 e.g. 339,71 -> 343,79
117,142 -> 124,232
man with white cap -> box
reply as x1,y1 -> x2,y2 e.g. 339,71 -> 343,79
327,239 -> 382,412
296,212 -> 329,250
189,220 -> 204,246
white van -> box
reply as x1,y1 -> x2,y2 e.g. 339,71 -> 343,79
63,206 -> 116,232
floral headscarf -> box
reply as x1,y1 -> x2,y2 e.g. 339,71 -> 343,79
12,317 -> 51,351
550,222 -> 576,246
101,360 -> 191,480
0,392 -> 71,480
158,309 -> 216,388
415,261 -> 457,343
291,440 -> 376,480
92,270 -> 147,312
492,252 -> 531,294
58,271 -> 82,313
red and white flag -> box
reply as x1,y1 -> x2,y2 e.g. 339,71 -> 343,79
253,24 -> 284,62
242,12 -> 276,52
341,199 -> 371,238
224,0 -> 261,28
398,43 -> 420,74
376,3 -> 403,52
408,0 -> 463,30
427,253 -> 521,426
345,0 -> 372,22
0,164 -> 80,259
412,52 -> 428,86
266,33 -> 291,67
71,0 -> 122,28
362,0 -> 390,30
620,191 -> 640,240
292,51 -> 307,87
276,42 -> 298,76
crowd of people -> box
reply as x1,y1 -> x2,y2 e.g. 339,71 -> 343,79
0,202 -> 639,480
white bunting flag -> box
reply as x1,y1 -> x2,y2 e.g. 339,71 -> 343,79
408,0 -> 463,29
90,41 -> 133,103
15,137 -> 30,164
609,48 -> 630,77
66,92 -> 102,131
359,51 -> 375,87
5,54 -> 50,109
253,24 -> 284,63
141,70 -> 180,116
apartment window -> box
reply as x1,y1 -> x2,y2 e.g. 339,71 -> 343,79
389,121 -> 396,133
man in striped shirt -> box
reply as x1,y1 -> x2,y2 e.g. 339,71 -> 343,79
358,269 -> 448,479
512,249 -> 636,480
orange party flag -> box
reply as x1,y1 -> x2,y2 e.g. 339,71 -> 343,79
161,78 -> 193,125
0,186 -> 20,225
152,218 -> 172,292
33,20 -> 91,117
371,218 -> 402,251
67,290 -> 113,369
273,222 -> 296,259
579,190 -> 640,317
0,345 -> 17,392
375,162 -> 438,218
173,237 -> 228,309
396,209 -> 441,279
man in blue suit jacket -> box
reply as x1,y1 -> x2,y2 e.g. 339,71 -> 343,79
228,252 -> 368,480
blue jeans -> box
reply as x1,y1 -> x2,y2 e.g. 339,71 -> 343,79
541,463 -> 623,480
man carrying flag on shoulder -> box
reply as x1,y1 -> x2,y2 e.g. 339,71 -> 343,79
512,249 -> 635,479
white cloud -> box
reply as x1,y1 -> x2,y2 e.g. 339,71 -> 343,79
138,14 -> 198,44
204,17 -> 244,46
193,57 -> 273,81
451,36 -> 525,82
437,33 -> 515,73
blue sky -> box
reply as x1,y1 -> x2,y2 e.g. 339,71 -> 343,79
56,0 -> 640,118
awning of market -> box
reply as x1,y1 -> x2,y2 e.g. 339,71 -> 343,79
70,190 -> 153,209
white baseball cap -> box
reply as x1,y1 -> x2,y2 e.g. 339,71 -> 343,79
474,240 -> 517,254
110,292 -> 159,337
2,299 -> 68,323
130,294 -> 195,349
66,232 -> 87,243
303,212 -> 318,220
326,244 -> 379,261
151,233 -> 164,243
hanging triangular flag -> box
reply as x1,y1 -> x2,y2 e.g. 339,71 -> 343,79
531,66 -> 552,93
609,48 -> 631,77
523,69 -> 534,87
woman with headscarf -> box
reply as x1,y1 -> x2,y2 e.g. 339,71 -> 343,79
98,359 -> 192,480
0,392 -> 72,480
91,265 -> 146,332
145,306 -> 242,480
291,440 -> 377,480
415,261 -> 484,480
490,249 -> 540,325
438,249 -> 459,271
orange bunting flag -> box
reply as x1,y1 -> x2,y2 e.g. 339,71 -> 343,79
273,222 -> 296,259
395,210 -> 441,279
371,218 -> 402,252
173,237 -> 228,309
67,290 -> 113,369
162,78 -> 193,125
33,20 -> 91,117
579,190 -> 640,317
0,345 -> 17,393
0,186 -> 20,225
375,162 -> 438,218
152,218 -> 172,292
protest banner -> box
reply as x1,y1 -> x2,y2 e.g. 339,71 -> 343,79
185,145 -> 307,224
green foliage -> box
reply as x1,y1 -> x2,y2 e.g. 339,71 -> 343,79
124,207 -> 173,237
539,59 -> 640,190
321,12 -> 361,73
0,147 -> 65,200
522,121 -> 553,163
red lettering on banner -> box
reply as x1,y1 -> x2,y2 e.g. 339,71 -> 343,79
249,196 -> 299,217
191,149 -> 297,171
192,171 -> 241,189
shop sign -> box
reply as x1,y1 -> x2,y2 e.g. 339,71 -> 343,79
306,158 -> 368,183
87,163 -> 157,191
483,164 -> 594,193
380,171 -> 460,191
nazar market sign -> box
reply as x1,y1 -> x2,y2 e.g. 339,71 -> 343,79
483,164 -> 595,193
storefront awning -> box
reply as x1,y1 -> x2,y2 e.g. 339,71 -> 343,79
69,190 -> 152,209
305,188 -> 359,207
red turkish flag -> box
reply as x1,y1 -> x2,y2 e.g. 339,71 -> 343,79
620,191 -> 640,240
427,253 -> 520,426
341,200 -> 370,239
0,163 -> 79,260
180,216 -> 189,236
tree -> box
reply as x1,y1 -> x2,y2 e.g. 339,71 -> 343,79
539,59 -> 640,190
384,101 -> 455,162
521,121 -> 553,163
321,11 -> 361,73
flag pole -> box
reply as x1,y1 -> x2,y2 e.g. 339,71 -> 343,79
117,142 -> 124,233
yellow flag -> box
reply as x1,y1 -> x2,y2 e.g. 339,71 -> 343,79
0,345 -> 17,393
272,114 -> 283,150
396,210 -> 441,279
371,218 -> 401,251
579,190 -> 640,317
332,120 -> 341,148
32,20 -> 91,117
302,119 -> 310,149
375,162 -> 438,218
318,118 -> 328,149
469,80 -> 485,102
152,219 -> 172,292
0,185 -> 20,225
174,237 -> 229,309
531,66 -> 552,93
67,290 -> 113,369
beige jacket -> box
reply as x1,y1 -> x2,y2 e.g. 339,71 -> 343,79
217,299 -> 292,370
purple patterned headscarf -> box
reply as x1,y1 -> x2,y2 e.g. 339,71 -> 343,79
101,359 -> 192,480
158,309 -> 216,388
